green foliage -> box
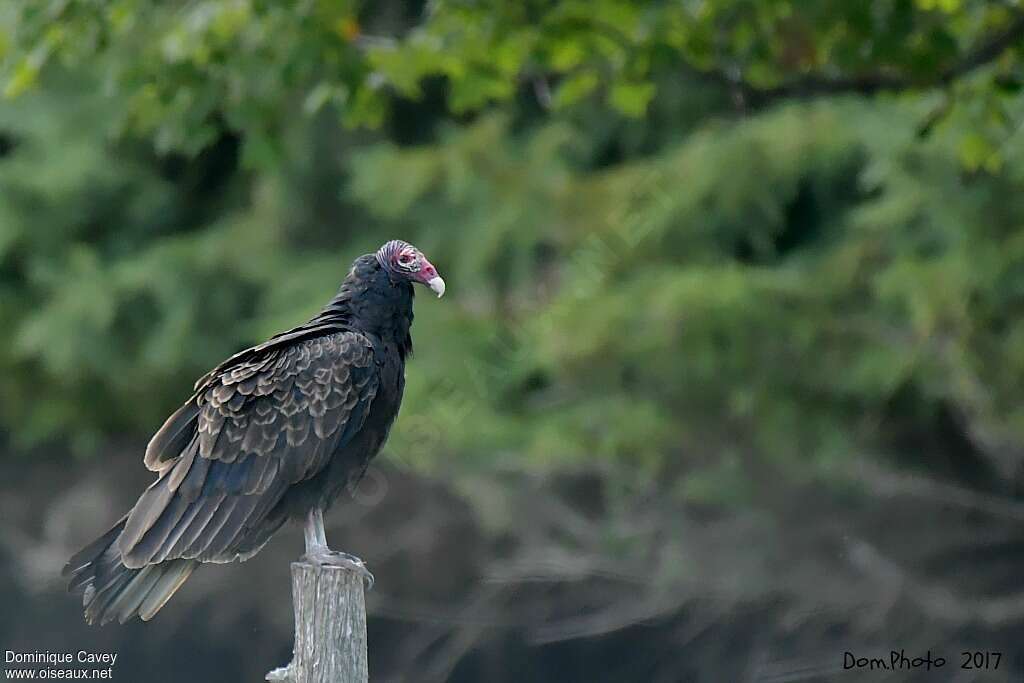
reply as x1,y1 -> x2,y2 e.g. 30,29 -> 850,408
359,103 -> 1024,488
0,81 -> 360,449
1,1 -> 1024,503
4,1 -> 1024,162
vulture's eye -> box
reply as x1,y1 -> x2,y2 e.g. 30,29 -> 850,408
398,252 -> 416,268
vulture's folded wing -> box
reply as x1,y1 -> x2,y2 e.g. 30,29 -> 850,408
119,331 -> 379,568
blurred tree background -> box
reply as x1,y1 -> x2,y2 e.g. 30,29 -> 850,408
3,1 -> 1024,681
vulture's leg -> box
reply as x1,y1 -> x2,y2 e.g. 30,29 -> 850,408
300,507 -> 374,589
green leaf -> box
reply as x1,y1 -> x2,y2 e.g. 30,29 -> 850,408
958,132 -> 997,171
553,71 -> 599,108
4,58 -> 40,99
609,80 -> 655,117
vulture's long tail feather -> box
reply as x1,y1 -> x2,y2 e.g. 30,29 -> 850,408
64,516 -> 198,625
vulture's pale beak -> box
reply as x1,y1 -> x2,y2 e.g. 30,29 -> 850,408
416,257 -> 446,298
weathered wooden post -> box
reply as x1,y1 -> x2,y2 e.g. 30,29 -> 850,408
266,562 -> 369,683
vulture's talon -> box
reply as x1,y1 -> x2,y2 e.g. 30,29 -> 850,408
301,549 -> 375,589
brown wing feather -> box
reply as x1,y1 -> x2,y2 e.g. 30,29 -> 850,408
143,399 -> 200,472
119,331 -> 379,568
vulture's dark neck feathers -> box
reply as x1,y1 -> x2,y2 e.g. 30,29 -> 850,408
313,254 -> 414,358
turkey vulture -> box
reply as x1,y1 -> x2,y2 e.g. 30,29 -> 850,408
64,240 -> 445,625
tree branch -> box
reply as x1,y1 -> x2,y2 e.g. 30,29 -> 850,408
846,537 -> 1024,627
703,12 -> 1024,108
846,459 -> 1024,524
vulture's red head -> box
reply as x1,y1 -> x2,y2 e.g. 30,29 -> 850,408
375,240 -> 446,298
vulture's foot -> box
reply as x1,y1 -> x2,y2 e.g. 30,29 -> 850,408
301,547 -> 375,589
